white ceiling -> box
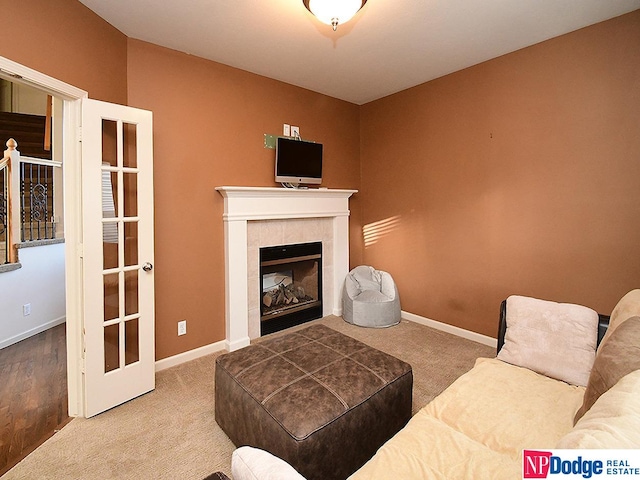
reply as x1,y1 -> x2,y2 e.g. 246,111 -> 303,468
78,0 -> 640,105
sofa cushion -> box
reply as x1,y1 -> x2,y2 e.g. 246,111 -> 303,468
350,358 -> 585,479
423,358 -> 585,457
497,295 -> 597,386
574,316 -> 640,423
557,369 -> 640,449
349,406 -> 520,479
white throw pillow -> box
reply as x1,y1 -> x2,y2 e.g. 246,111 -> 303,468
497,295 -> 598,386
232,446 -> 307,480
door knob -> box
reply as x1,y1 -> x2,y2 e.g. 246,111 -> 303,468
142,262 -> 153,272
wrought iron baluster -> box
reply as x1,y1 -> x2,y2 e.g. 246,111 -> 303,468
45,164 -> 49,239
19,162 -> 55,242
0,167 -> 7,264
20,161 -> 26,241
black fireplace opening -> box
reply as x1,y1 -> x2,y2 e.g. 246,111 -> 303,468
260,241 -> 322,336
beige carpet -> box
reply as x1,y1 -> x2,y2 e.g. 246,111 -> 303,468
3,316 -> 494,479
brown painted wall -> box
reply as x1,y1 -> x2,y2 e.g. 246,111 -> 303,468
0,0 -> 128,104
360,10 -> 640,337
3,0 -> 638,357
126,40 -> 361,359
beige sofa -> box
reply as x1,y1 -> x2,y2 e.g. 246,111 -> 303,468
230,290 -> 640,480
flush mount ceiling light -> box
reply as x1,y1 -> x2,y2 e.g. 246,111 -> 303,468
303,0 -> 368,31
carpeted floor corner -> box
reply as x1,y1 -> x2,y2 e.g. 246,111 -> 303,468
2,316 -> 494,479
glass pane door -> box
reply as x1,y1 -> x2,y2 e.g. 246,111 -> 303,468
82,98 -> 154,418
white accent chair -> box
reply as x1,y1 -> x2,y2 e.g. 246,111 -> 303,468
342,265 -> 401,328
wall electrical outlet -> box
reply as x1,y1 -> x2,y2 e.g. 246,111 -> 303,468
178,320 -> 187,336
283,123 -> 291,137
23,303 -> 31,316
291,126 -> 300,138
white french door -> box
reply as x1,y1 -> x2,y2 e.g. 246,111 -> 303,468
81,99 -> 155,417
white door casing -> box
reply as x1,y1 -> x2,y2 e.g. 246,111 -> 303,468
81,98 -> 155,417
0,56 -> 86,416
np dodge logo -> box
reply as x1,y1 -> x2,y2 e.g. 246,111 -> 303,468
523,450 -> 640,479
524,450 -> 603,478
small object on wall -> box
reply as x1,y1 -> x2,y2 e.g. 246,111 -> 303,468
178,320 -> 187,336
264,134 -> 277,149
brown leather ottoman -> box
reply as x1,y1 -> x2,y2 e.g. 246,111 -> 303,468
215,324 -> 412,480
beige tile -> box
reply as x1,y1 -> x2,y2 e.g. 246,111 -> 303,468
248,307 -> 261,340
298,218 -> 324,242
259,220 -> 285,246
248,273 -> 260,311
247,246 -> 259,279
323,264 -> 334,311
247,222 -> 260,248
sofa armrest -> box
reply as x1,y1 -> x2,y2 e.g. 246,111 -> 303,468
232,446 -> 307,480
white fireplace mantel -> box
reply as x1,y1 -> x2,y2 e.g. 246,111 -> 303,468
216,186 -> 357,351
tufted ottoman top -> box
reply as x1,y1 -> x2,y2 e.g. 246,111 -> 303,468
216,324 -> 412,441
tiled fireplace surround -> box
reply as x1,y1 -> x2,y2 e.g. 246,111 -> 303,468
216,186 -> 357,351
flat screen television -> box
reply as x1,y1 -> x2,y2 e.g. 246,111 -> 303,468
275,137 -> 323,186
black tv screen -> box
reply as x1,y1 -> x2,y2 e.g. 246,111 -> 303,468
275,137 -> 323,186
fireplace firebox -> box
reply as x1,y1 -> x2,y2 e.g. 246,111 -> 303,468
260,242 -> 322,335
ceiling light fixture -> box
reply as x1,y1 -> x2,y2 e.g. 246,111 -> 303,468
303,0 -> 368,31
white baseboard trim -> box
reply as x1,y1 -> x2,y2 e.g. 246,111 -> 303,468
402,310 -> 497,348
154,312 -> 498,372
155,340 -> 227,372
0,316 -> 66,350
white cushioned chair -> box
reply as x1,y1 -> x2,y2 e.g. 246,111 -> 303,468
342,265 -> 401,328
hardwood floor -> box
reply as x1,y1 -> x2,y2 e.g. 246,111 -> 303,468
0,323 -> 71,476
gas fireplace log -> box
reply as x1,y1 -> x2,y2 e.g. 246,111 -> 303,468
276,288 -> 285,305
263,294 -> 273,308
284,286 -> 298,304
262,283 -> 313,309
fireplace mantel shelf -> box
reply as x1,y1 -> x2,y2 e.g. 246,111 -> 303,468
216,186 -> 358,222
216,185 -> 357,351
216,186 -> 358,197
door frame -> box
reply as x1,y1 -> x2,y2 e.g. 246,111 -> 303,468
0,56 -> 88,417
